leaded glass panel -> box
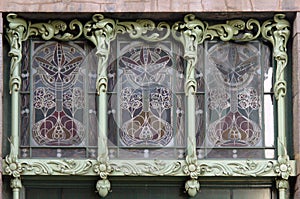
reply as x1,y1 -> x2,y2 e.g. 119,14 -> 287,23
108,38 -> 185,159
20,40 -> 97,158
196,41 -> 273,159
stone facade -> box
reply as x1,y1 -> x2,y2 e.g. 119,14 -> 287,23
1,0 -> 300,198
0,0 -> 300,12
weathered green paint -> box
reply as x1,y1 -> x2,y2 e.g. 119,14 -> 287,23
261,14 -> 291,199
4,13 -> 293,199
83,15 -> 116,197
2,159 -> 296,177
10,178 -> 21,199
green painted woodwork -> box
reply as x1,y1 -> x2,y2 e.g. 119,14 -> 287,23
3,159 -> 296,177
3,13 -> 293,199
261,14 -> 291,198
24,180 -> 275,199
26,188 -> 100,199
83,15 -> 115,196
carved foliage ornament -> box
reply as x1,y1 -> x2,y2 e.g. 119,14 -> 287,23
5,13 -> 292,198
262,14 -> 290,99
4,159 -> 294,177
6,13 -> 83,92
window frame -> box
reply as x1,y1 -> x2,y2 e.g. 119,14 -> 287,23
3,13 -> 296,199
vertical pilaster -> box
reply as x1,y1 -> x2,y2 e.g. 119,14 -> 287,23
293,12 -> 300,199
172,14 -> 204,197
5,13 -> 27,199
84,14 -> 116,198
262,14 -> 291,199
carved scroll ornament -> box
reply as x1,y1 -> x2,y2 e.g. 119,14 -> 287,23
4,13 -> 293,199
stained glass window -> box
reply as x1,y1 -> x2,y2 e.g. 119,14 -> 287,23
107,38 -> 186,159
196,41 -> 273,159
20,40 -> 97,158
20,39 -> 274,160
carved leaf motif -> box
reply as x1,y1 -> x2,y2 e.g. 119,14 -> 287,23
2,159 -> 295,178
22,161 -> 54,175
262,14 -> 290,100
18,159 -> 94,175
117,20 -> 170,41
136,160 -> 182,175
47,159 -> 93,175
199,161 -> 274,176
111,160 -> 182,176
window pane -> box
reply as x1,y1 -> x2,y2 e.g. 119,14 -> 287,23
20,40 -> 96,158
108,37 -> 185,159
198,41 -> 273,159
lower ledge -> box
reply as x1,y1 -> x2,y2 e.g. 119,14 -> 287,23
2,158 -> 297,178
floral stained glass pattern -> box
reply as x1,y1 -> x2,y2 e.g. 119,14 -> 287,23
119,47 -> 173,147
108,40 -> 185,159
198,41 -> 272,159
32,42 -> 85,146
19,40 -> 96,158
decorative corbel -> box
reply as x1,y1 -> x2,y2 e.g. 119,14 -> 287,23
6,14 -> 26,95
94,155 -> 113,197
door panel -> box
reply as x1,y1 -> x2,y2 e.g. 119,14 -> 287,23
25,183 -> 273,199
26,188 -> 61,199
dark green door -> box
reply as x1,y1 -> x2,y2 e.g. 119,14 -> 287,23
26,188 -> 99,199
24,180 -> 274,199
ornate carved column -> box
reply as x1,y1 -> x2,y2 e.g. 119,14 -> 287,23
5,13 -> 84,199
5,14 -> 28,199
172,14 -> 203,197
262,14 -> 291,199
84,14 -> 117,197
